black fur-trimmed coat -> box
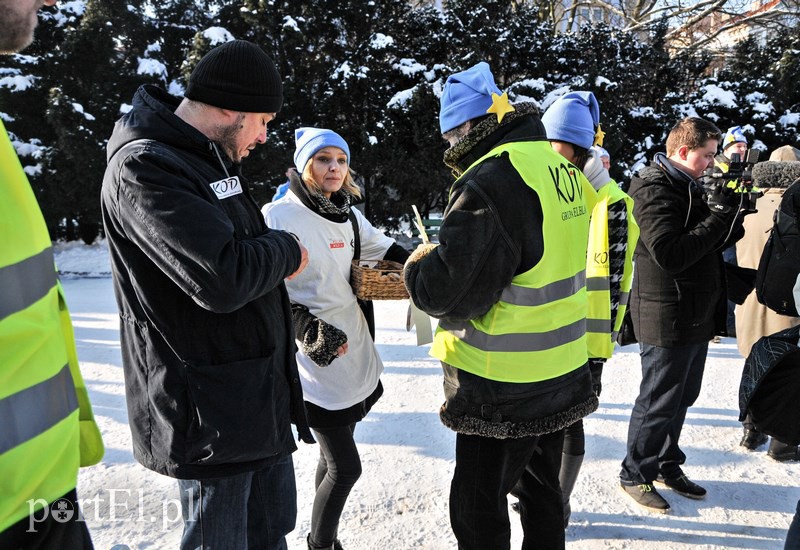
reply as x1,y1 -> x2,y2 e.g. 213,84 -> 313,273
404,104 -> 597,439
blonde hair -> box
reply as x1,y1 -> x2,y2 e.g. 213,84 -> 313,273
300,158 -> 362,199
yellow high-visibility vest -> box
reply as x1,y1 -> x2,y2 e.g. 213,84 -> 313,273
432,141 -> 597,383
585,181 -> 638,359
0,120 -> 103,532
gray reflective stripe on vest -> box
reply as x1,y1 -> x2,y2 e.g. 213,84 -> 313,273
500,271 -> 586,306
440,318 -> 586,352
0,247 -> 56,323
610,292 -> 631,342
586,276 -> 609,292
0,364 -> 78,455
586,318 -> 612,333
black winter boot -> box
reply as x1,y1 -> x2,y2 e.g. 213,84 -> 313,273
559,452 -> 584,527
740,428 -> 769,450
307,534 -> 340,550
768,439 -> 800,462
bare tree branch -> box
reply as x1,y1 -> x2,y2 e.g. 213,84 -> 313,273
671,7 -> 798,51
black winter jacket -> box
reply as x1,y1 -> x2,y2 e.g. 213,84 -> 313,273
404,104 -> 597,438
629,155 -> 743,347
101,85 -> 313,479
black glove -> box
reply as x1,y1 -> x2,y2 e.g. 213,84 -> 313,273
705,184 -> 740,217
589,360 -> 604,397
292,304 -> 348,367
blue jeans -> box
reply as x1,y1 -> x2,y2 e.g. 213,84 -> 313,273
178,455 -> 296,550
786,499 -> 800,550
620,341 -> 707,483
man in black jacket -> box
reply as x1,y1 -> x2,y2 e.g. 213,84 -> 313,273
101,40 -> 312,549
619,117 -> 743,513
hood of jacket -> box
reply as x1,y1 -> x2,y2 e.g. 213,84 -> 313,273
107,84 -> 233,172
640,152 -> 696,185
633,152 -> 705,205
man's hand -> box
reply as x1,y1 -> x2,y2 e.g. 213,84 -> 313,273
287,240 -> 309,280
705,184 -> 740,216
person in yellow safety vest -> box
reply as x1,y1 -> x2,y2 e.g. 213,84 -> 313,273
712,125 -> 749,341
404,61 -> 599,549
717,125 -> 748,175
540,91 -> 639,527
0,0 -> 104,548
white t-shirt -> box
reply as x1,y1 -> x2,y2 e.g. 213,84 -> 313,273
263,191 -> 394,410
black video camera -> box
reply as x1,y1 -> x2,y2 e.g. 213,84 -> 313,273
701,150 -> 762,213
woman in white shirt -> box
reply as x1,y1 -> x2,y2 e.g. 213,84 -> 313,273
264,128 -> 408,550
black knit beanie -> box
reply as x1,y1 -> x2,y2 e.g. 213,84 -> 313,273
184,40 -> 283,113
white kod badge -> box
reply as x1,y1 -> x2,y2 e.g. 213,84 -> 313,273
210,176 -> 242,199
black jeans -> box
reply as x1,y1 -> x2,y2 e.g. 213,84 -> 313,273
0,488 -> 93,550
620,341 -> 707,483
451,430 -> 566,550
309,423 -> 361,549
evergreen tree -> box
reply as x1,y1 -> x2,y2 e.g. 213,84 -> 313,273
231,0 -> 423,216
4,0 -> 792,240
0,2 -> 72,238
684,30 -> 800,157
149,0 -> 215,92
42,0 -> 155,242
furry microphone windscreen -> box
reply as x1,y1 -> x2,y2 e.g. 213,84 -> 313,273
751,161 -> 800,189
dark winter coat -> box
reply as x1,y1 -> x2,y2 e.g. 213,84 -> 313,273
404,103 -> 597,439
101,84 -> 313,480
739,325 -> 800,446
628,155 -> 743,347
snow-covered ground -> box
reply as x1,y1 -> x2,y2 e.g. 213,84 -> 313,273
55,241 -> 798,549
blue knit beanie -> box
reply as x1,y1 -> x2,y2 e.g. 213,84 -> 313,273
723,126 -> 747,151
541,91 -> 601,150
294,128 -> 350,172
439,62 -> 503,134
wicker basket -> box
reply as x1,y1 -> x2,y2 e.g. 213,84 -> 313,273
350,260 -> 409,300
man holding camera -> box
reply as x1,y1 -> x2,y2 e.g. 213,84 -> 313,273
713,126 -> 750,340
619,117 -> 745,513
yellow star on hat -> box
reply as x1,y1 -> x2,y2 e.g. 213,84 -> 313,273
593,124 -> 605,147
486,92 -> 515,124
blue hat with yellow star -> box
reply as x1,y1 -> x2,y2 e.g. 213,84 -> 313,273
541,91 -> 603,150
439,62 -> 514,134
723,126 -> 747,151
